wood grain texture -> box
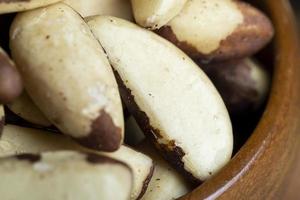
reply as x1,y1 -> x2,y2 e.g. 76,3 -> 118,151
180,0 -> 300,199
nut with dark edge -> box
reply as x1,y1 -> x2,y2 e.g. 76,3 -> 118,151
155,26 -> 211,62
87,16 -> 233,182
10,4 -> 124,152
153,140 -> 200,185
208,1 -> 275,62
76,109 -> 122,152
113,70 -> 163,140
157,0 -> 274,63
114,70 -> 199,184
136,163 -> 155,200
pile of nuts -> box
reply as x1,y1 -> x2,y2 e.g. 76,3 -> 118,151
0,0 -> 274,199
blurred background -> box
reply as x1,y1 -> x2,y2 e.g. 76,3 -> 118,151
291,0 -> 300,20
292,0 -> 300,9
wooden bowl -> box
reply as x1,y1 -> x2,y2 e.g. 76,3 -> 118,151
181,0 -> 300,199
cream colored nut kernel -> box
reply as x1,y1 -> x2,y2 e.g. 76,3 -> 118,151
87,16 -> 233,181
131,0 -> 187,30
10,3 -> 124,151
0,125 -> 154,200
0,151 -> 132,200
0,0 -> 61,14
7,92 -> 51,127
138,140 -> 192,200
157,0 -> 274,62
64,0 -> 133,19
0,47 -> 23,104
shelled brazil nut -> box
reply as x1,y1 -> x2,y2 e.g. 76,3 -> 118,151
10,3 -> 124,151
0,0 -> 61,14
87,16 -> 233,182
0,151 -> 132,200
201,58 -> 270,115
64,0 -> 133,19
131,0 -> 187,30
156,0 -> 274,62
0,125 -> 154,200
0,47 -> 23,104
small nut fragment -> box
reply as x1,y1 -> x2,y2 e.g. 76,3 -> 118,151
131,0 -> 187,30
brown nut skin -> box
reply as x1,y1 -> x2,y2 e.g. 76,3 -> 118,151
156,0 -> 274,63
201,58 -> 270,116
0,48 -> 23,104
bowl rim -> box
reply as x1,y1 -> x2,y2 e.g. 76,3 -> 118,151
181,0 -> 300,199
